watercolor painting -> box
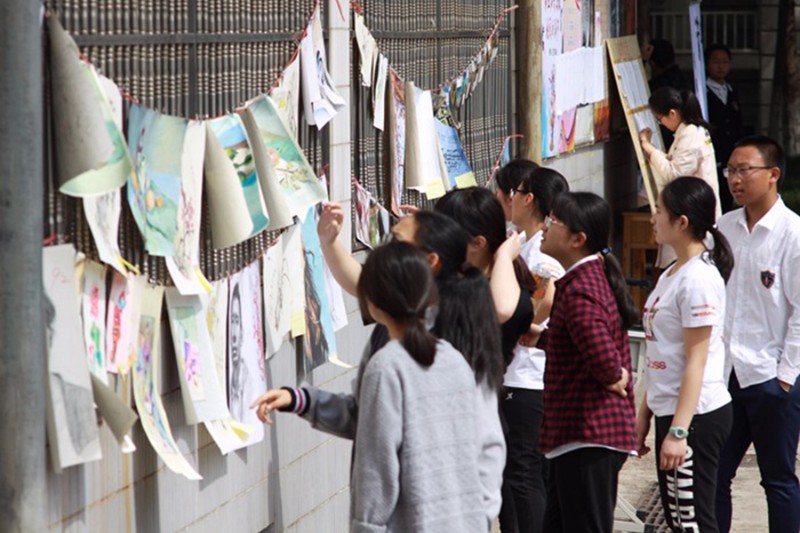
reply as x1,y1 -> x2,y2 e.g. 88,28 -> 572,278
133,285 -> 201,480
166,120 -> 210,294
127,104 -> 186,256
300,207 -> 338,373
228,263 -> 266,446
208,114 -> 270,237
43,245 -> 102,472
166,289 -> 231,425
106,272 -> 144,375
81,260 -> 107,383
203,278 -> 229,398
247,95 -> 327,218
270,57 -> 301,138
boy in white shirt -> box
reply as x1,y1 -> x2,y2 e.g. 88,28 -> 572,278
715,135 -> 800,533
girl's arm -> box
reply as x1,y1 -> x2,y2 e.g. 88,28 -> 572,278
636,390 -> 653,457
659,325 -> 711,470
318,202 -> 361,296
569,291 -> 626,388
491,233 -> 522,323
643,128 -> 703,189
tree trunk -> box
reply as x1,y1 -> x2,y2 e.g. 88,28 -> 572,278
770,0 -> 800,156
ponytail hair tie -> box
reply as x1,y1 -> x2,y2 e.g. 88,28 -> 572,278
600,247 -> 612,257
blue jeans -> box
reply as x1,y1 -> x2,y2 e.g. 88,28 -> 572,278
715,372 -> 800,532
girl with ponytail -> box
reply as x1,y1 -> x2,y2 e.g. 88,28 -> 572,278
537,191 -> 638,532
636,177 -> 733,532
640,87 -> 722,269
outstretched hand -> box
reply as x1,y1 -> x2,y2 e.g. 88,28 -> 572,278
317,202 -> 345,245
249,389 -> 292,425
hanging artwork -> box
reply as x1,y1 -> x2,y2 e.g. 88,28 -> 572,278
83,73 -> 126,274
300,206 -> 339,373
166,121 -> 211,294
43,244 -> 102,472
300,8 -> 346,129
404,82 -> 447,200
542,0 -> 564,159
245,95 -> 327,219
262,235 -> 293,356
387,75 -> 406,216
127,104 -> 186,256
284,225 -> 308,338
89,374 -> 138,448
372,54 -> 389,131
106,272 -> 145,375
269,56 -> 301,138
208,114 -> 270,236
355,13 -> 378,87
166,289 -> 231,425
133,285 -> 202,480
434,120 -> 476,189
227,263 -> 267,447
47,14 -> 131,197
81,260 -> 107,383
354,178 -> 372,248
203,123 -> 257,249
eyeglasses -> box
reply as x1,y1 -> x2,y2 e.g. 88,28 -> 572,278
723,166 -> 772,179
509,188 -> 527,198
544,215 -> 566,228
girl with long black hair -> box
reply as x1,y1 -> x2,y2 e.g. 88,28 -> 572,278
537,191 -> 639,532
637,177 -> 733,532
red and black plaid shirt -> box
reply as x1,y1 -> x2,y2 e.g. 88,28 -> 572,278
538,257 -> 637,453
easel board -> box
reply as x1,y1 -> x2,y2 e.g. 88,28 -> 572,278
606,36 -> 665,213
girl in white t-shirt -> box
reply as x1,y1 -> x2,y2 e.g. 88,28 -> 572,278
637,177 -> 734,532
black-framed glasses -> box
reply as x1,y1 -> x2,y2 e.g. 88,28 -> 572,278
723,166 -> 772,179
544,215 -> 566,228
509,187 -> 528,198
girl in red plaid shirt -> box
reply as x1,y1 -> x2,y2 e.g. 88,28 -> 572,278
538,192 -> 640,532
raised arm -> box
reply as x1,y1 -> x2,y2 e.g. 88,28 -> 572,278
318,202 -> 361,296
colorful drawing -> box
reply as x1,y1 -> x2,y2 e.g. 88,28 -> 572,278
247,95 -> 327,218
43,245 -> 102,472
388,75 -> 406,215
166,289 -> 231,425
368,198 -> 392,249
284,225 -> 307,338
106,272 -> 144,375
166,120 -> 210,294
354,178 -> 372,248
300,206 -> 338,373
208,114 -> 270,236
81,260 -> 107,383
228,263 -> 267,447
542,0 -> 564,159
47,15 -> 131,197
203,278 -> 229,397
133,285 -> 201,480
127,104 -> 186,256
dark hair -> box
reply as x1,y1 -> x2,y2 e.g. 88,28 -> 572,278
705,43 -> 732,63
358,241 -> 439,366
734,134 -> 786,188
650,38 -> 675,68
434,187 -> 535,293
550,192 -> 640,329
413,211 -> 504,389
649,87 -> 710,129
518,167 -> 570,221
661,178 -> 734,282
495,158 -> 540,195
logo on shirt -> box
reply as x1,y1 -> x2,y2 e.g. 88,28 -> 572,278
760,270 -> 776,289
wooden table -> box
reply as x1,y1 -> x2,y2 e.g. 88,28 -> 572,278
622,211 -> 658,312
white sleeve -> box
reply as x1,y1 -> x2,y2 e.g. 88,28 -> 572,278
650,129 -> 703,188
778,227 -> 800,385
679,265 -> 724,329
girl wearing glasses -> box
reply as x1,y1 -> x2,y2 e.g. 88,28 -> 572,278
537,192 -> 639,532
637,177 -> 733,532
639,87 -> 722,269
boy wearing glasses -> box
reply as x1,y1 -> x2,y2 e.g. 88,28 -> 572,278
715,135 -> 800,532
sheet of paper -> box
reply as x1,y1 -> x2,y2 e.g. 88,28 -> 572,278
166,289 -> 232,425
387,75 -> 406,215
203,122 -> 256,249
404,83 -> 445,199
89,374 -> 138,446
354,179 -> 373,248
133,285 -> 201,480
300,9 -> 346,129
355,14 -> 377,87
262,235 -> 295,356
372,55 -> 389,131
227,264 -> 267,447
166,120 -> 210,294
244,96 -> 327,220
43,244 -> 102,472
270,56 -> 301,138
434,119 -> 476,188
81,260 -> 107,383
284,225 -> 307,338
106,272 -> 144,375
47,14 -> 131,196
127,104 -> 186,256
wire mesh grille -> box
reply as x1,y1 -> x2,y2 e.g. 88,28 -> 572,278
45,0 -> 325,283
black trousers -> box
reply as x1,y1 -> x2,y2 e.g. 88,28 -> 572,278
655,403 -> 732,533
499,388 -> 547,533
543,447 -> 628,533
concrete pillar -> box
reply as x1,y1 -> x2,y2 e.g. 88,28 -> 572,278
518,0 -> 542,163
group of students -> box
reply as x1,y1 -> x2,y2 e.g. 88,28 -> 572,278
248,131 -> 800,532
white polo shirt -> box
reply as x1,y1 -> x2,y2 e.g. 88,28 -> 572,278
642,254 -> 731,417
503,230 -> 564,390
718,199 -> 800,388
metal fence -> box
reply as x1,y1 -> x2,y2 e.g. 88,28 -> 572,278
651,10 -> 758,53
352,0 -> 514,213
46,0 -> 325,284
